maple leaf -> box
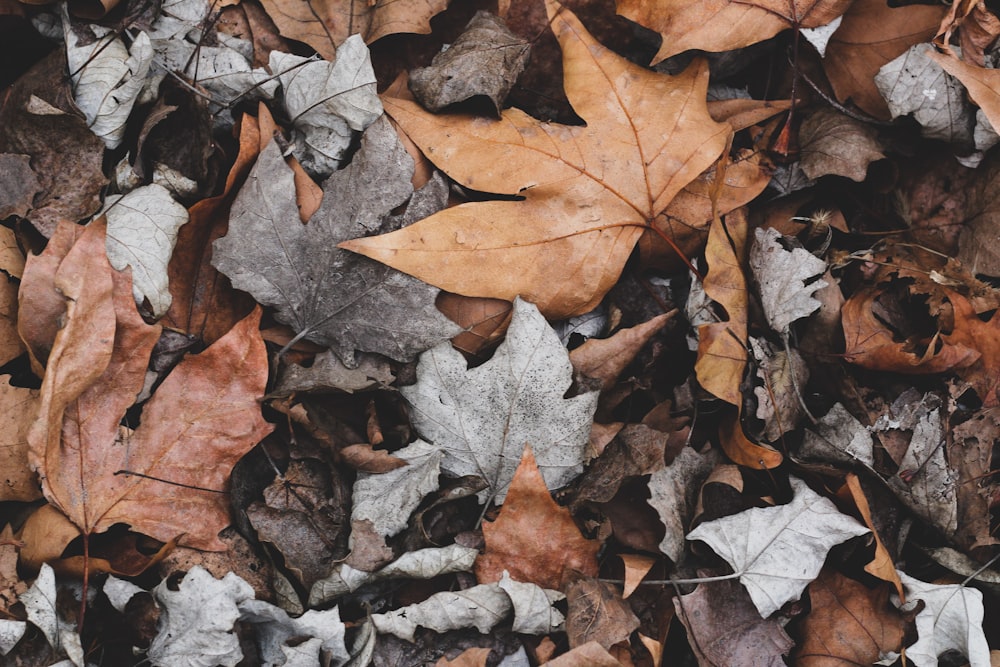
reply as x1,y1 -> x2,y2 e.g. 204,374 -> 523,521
213,117 -> 461,366
686,477 -> 870,618
340,0 -> 730,320
401,298 -> 599,503
258,0 -> 449,61
475,446 -> 600,590
616,0 -> 851,65
27,221 -> 272,550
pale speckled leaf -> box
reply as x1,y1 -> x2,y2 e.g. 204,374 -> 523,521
351,439 -> 442,539
750,227 -> 828,337
893,572 -> 989,667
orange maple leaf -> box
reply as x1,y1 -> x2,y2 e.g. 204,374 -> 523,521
341,0 -> 729,320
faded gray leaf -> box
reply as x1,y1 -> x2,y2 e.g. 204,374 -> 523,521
750,227 -> 828,337
648,445 -> 719,562
351,439 -> 442,540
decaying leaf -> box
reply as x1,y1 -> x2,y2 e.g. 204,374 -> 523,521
475,446 -> 600,590
798,403 -> 875,467
273,350 -> 395,395
569,311 -> 675,391
402,298 -> 599,503
341,0 -> 730,319
798,108 -> 885,181
751,338 -> 809,441
647,445 -> 719,563
409,11 -> 530,114
687,477 -> 870,617
563,574 -> 639,650
351,439 -> 442,540
875,43 -> 974,146
213,117 -> 461,367
673,573 -> 794,667
0,377 -> 40,502
20,564 -> 84,666
371,577 -> 564,642
0,154 -> 40,219
750,227 -> 828,337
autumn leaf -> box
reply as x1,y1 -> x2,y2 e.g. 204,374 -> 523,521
27,221 -> 272,549
258,0 -> 450,61
616,0 -> 851,65
475,446 -> 600,590
340,0 -> 730,319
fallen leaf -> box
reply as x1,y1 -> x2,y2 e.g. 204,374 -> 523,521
894,571 -> 990,667
0,275 -> 24,369
798,108 -> 884,181
62,8 -> 153,149
750,227 -> 828,337
823,0 -> 947,119
798,402 -> 874,467
475,446 -> 600,590
269,38 -> 382,176
616,0 -> 850,65
875,43 -> 973,146
351,439 -> 442,541
435,647 -> 491,667
0,154 -> 40,218
673,573 -> 794,667
435,293 -> 513,358
686,476 -> 870,617
213,117 -> 461,367
273,350 -> 395,396
258,0 -> 450,60
371,578 -> 563,642
309,544 -> 479,606
498,571 -> 567,635
648,445 -> 719,563
147,566 -> 254,667
402,298 -> 599,503
949,409 -> 1000,552
0,51 -> 107,236
0,377 -> 40,501
564,573 -> 639,649
930,48 -> 1000,142
543,641 -> 621,666
103,184 -> 189,318
409,11 -> 530,114
695,209 -> 749,405
239,601 -> 349,666
20,564 -> 83,666
751,338 -> 809,441
719,410 -> 784,469
794,569 -> 912,666
619,554 -> 655,599
835,474 -> 904,596
341,0 -> 729,319
570,311 -> 675,391
935,0 -> 1000,66
0,525 -> 27,617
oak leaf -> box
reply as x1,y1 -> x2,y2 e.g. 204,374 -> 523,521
258,0 -> 449,61
341,0 -> 730,320
475,446 -> 600,590
616,0 -> 850,65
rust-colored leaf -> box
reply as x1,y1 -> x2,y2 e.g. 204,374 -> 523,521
564,573 -> 639,650
475,446 -> 599,590
823,0 -> 947,119
0,376 -> 40,502
570,311 -> 676,391
258,0 -> 450,60
341,0 -> 729,319
794,569 -> 913,665
835,474 -> 904,597
930,48 -> 1000,141
617,0 -> 850,65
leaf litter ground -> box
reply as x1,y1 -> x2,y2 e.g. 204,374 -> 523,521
4,0 -> 1000,664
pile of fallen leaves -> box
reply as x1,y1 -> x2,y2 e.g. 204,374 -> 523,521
3,0 -> 1000,663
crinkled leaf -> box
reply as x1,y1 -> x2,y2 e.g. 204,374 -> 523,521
148,567 -> 253,667
402,298 -> 599,503
309,544 -> 479,606
648,445 -> 719,562
213,117 -> 460,367
750,227 -> 828,337
104,184 -> 189,317
686,477 -> 870,617
798,108 -> 884,181
238,601 -> 349,667
351,439 -> 442,539
799,403 -> 875,467
498,571 -> 566,635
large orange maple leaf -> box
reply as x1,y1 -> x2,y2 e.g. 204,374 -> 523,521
341,0 -> 730,320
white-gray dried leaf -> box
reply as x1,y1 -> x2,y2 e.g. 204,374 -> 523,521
213,116 -> 460,367
875,43 -> 974,147
750,227 -> 828,337
499,571 -> 566,634
351,439 -> 442,539
649,445 -> 719,562
238,601 -> 349,667
799,403 -> 874,467
403,297 -> 599,503
409,11 -> 530,114
104,183 -> 189,317
274,350 -> 395,395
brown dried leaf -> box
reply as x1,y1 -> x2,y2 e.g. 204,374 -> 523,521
564,574 -> 639,650
616,0 -> 850,65
435,292 -> 513,357
0,153 -> 40,219
794,569 -> 912,665
0,376 -> 39,502
475,446 -> 600,590
798,108 -> 884,182
342,0 -> 729,319
258,0 -> 449,60
570,311 -> 675,390
823,0 -> 947,119
543,641 -> 621,666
